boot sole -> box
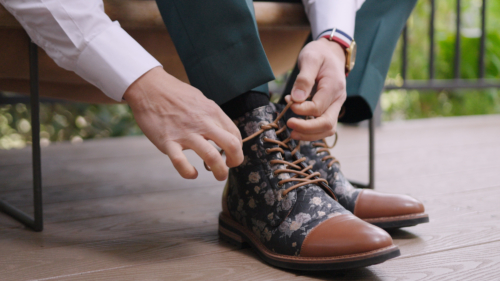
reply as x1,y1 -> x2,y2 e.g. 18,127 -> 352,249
219,213 -> 401,271
364,213 -> 429,229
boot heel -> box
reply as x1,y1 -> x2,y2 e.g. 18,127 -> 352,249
219,225 -> 249,249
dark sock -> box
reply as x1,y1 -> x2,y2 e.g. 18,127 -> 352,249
220,91 -> 270,120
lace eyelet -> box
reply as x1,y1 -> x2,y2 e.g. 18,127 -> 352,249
265,148 -> 271,154
277,182 -> 283,187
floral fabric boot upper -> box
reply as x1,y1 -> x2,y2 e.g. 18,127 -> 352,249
274,103 -> 429,229
218,103 -> 399,271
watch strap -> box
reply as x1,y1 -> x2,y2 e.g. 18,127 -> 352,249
317,28 -> 352,49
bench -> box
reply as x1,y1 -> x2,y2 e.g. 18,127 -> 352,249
0,1 -> 310,103
0,1 -> 322,231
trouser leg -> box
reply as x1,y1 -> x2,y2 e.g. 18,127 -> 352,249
343,0 -> 418,123
155,0 -> 275,105
270,0 -> 416,123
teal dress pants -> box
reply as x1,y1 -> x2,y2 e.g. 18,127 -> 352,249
155,0 -> 417,123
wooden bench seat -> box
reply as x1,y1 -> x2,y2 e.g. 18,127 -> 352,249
0,1 -> 309,103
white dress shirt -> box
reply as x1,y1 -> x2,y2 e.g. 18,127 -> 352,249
303,0 -> 365,41
0,0 -> 161,101
1,0 -> 364,101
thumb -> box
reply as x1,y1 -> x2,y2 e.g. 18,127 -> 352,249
291,88 -> 308,102
291,55 -> 321,102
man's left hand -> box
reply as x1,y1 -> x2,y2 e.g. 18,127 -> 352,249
286,38 -> 347,141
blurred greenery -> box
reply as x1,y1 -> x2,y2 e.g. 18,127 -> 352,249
382,0 -> 500,121
1,0 -> 500,149
0,103 -> 141,149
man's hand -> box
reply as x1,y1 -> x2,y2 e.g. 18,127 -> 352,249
286,38 -> 347,141
124,67 -> 244,181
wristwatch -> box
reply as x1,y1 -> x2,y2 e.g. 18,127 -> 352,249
320,28 -> 357,76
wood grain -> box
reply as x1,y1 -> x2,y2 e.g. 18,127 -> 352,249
1,115 -> 499,280
43,241 -> 500,281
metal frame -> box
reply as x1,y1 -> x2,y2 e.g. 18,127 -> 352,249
0,40 -> 43,232
347,118 -> 375,190
388,0 -> 494,91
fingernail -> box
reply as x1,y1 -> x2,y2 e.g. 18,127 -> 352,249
292,89 -> 306,101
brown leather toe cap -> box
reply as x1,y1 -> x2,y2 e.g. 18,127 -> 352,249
354,190 -> 425,219
300,214 -> 393,257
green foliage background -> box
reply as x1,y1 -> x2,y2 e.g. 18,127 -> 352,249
0,103 -> 141,149
1,0 -> 499,149
382,0 -> 500,121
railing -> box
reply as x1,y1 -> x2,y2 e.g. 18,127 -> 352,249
385,0 -> 500,91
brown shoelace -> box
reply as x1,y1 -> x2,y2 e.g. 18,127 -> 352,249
205,101 -> 328,197
307,106 -> 345,169
312,133 -> 340,168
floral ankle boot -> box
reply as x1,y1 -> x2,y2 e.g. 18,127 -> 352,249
218,103 -> 399,270
274,103 -> 429,229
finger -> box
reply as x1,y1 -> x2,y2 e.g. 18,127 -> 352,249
285,95 -> 291,104
287,117 -> 334,135
186,135 -> 228,181
204,126 -> 244,168
216,113 -> 243,145
288,101 -> 342,135
290,87 -> 334,117
291,74 -> 345,117
291,52 -> 322,102
165,141 -> 198,179
289,130 -> 334,141
207,100 -> 242,145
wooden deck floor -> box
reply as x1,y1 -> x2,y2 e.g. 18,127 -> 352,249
1,114 -> 500,280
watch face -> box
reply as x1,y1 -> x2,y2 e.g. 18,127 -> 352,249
349,41 -> 357,71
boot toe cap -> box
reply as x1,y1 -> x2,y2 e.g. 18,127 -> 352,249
300,214 -> 393,257
354,190 -> 425,219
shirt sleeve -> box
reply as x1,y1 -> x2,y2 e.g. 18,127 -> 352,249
301,0 -> 366,41
0,0 -> 162,101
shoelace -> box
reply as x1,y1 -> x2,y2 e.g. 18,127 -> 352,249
205,101 -> 328,197
307,106 -> 345,169
311,133 -> 340,168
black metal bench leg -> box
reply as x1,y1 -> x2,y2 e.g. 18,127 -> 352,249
347,118 -> 375,189
0,40 -> 43,232
368,117 -> 375,189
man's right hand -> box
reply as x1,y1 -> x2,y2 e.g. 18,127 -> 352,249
123,67 -> 244,181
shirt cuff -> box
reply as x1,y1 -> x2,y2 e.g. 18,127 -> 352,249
75,22 -> 162,101
304,0 -> 358,40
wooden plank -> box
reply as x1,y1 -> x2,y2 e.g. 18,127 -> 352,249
333,114 -> 500,156
0,225 -> 240,281
3,184 -> 223,224
331,115 -> 500,194
1,185 -> 499,279
2,115 -> 499,194
1,115 -> 499,280
42,240 -> 500,281
0,136 -> 158,166
3,153 -> 498,210
0,144 -> 212,191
